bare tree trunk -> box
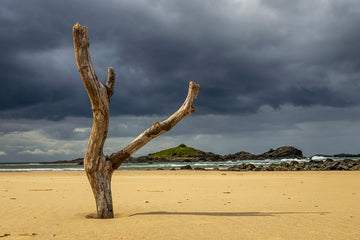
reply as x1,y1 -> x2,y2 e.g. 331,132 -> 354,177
86,159 -> 114,218
73,23 -> 200,218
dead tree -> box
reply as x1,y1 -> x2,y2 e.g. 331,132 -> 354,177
72,23 -> 200,218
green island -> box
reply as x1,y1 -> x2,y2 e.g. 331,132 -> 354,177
148,144 -> 200,158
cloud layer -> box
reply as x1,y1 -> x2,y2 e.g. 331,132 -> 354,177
2,105 -> 360,162
2,0 -> 360,119
1,0 -> 360,162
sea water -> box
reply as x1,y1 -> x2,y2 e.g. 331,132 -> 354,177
0,156 -> 357,172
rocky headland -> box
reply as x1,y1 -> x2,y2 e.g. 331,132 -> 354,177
128,145 -> 304,163
52,144 -> 360,171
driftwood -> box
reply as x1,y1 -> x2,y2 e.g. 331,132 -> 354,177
73,23 -> 200,218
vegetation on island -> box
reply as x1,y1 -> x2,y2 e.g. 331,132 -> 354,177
148,144 -> 200,158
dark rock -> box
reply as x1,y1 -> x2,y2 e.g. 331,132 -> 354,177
264,166 -> 274,171
351,164 -> 360,170
323,159 -> 334,168
324,158 -> 334,164
342,159 -> 356,168
194,167 -> 205,170
265,163 -> 277,171
280,162 -> 290,168
309,160 -> 323,165
224,151 -> 255,160
304,165 -> 312,171
224,146 -> 303,160
180,165 -> 192,170
298,162 -> 306,168
45,157 -> 84,165
226,163 -> 249,171
292,167 -> 302,171
308,160 -> 323,169
290,161 -> 299,166
198,151 -> 224,161
246,164 -> 256,170
327,161 -> 340,170
275,166 -> 288,171
269,163 -> 277,169
259,146 -> 303,160
337,164 -> 349,171
240,163 -> 248,169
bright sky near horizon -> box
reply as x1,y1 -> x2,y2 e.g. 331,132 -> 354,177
1,0 -> 360,162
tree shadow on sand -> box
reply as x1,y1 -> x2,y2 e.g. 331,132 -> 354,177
129,211 -> 330,217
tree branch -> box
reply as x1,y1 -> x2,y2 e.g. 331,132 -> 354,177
73,22 -> 110,108
73,23 -> 111,172
108,81 -> 200,169
105,67 -> 115,100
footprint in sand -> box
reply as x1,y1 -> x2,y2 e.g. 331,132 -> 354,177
18,233 -> 37,237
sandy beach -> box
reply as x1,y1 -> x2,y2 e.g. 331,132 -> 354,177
0,171 -> 359,240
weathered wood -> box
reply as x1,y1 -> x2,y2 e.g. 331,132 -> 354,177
73,22 -> 200,219
108,81 -> 200,169
73,22 -> 114,218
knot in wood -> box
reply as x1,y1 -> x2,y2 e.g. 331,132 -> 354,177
153,121 -> 160,129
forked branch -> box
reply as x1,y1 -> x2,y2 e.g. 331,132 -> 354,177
108,81 -> 200,169
73,23 -> 110,108
73,23 -> 112,169
73,22 -> 200,171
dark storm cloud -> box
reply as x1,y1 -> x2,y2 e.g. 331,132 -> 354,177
1,0 -> 360,119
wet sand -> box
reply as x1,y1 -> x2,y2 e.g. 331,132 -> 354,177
0,171 -> 359,239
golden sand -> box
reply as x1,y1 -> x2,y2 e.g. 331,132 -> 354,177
0,171 -> 359,240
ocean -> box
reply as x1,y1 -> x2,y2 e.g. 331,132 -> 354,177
0,157 -> 339,172
1,156 -> 357,172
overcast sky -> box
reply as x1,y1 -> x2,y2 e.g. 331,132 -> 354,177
1,0 -> 360,162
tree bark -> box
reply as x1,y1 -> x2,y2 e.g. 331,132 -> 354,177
73,23 -> 200,218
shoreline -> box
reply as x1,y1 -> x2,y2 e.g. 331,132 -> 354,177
1,158 -> 360,172
1,171 -> 359,239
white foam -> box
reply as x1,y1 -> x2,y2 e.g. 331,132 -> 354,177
311,156 -> 327,160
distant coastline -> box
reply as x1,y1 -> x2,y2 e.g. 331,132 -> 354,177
45,145 -> 305,165
40,145 -> 360,172
49,145 -> 360,165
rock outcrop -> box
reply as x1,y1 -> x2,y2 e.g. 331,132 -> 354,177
225,159 -> 360,171
133,146 -> 303,162
56,146 -> 360,172
223,146 -> 303,160
61,146 -> 305,164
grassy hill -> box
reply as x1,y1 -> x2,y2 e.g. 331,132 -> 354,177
149,144 -> 200,158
